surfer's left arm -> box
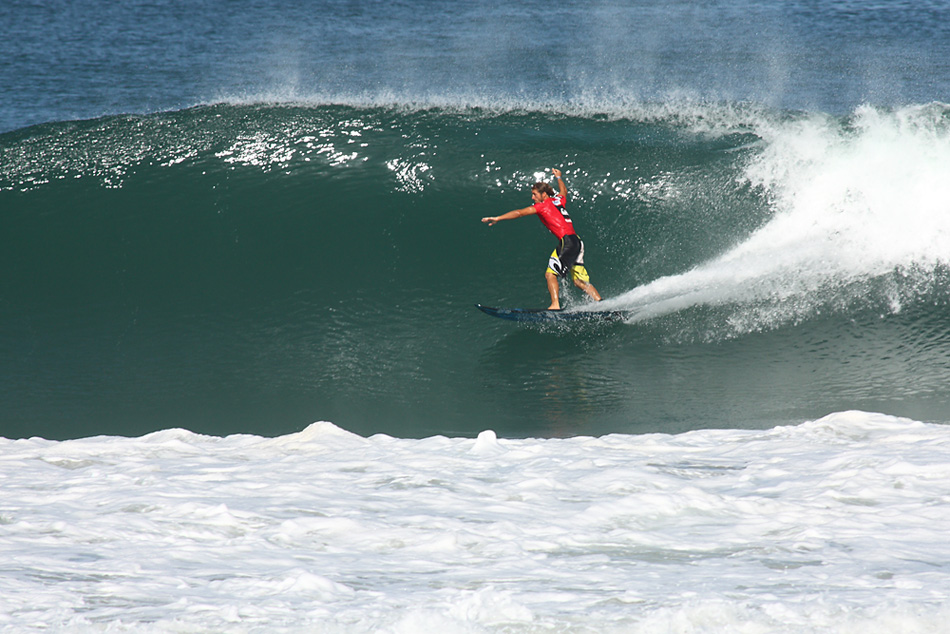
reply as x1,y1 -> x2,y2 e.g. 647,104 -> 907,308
481,206 -> 536,226
552,168 -> 567,199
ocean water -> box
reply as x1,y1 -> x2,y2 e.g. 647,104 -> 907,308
3,0 -> 950,631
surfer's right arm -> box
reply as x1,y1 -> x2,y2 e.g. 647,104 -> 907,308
482,206 -> 536,226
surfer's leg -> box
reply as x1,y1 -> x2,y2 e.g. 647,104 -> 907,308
546,270 -> 561,310
568,240 -> 601,301
546,245 -> 566,310
571,262 -> 602,301
575,277 -> 602,301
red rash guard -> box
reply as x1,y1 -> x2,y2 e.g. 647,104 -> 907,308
533,195 -> 575,239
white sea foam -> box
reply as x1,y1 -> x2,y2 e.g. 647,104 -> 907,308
600,103 -> 950,331
2,412 -> 950,632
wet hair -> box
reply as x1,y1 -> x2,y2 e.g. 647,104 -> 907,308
532,182 -> 556,197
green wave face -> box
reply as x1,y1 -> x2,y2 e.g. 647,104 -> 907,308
3,102 -> 950,439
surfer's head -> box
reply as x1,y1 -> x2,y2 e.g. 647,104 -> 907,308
531,182 -> 555,201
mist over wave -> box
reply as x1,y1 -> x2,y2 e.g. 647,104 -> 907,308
5,0 -> 950,134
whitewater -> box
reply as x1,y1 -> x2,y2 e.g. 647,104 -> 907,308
593,103 -> 950,335
1,411 -> 949,632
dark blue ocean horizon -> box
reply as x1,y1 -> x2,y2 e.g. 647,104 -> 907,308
3,0 -> 949,134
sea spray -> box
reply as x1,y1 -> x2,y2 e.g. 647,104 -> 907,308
600,103 -> 950,336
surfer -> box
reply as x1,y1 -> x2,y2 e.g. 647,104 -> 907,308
482,168 -> 602,310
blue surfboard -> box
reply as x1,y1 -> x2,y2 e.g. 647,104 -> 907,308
476,304 -> 627,323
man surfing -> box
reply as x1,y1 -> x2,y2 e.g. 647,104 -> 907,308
482,168 -> 602,310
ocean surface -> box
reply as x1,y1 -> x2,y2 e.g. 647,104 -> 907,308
3,0 -> 950,631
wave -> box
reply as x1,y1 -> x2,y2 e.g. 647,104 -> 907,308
4,99 -> 950,438
0,102 -> 950,323
5,99 -> 950,324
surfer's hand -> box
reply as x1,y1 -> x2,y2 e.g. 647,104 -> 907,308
552,168 -> 562,178
482,217 -> 497,226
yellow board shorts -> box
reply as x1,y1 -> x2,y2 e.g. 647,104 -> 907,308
546,236 -> 591,284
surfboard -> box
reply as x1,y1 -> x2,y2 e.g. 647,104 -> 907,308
476,304 -> 627,323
